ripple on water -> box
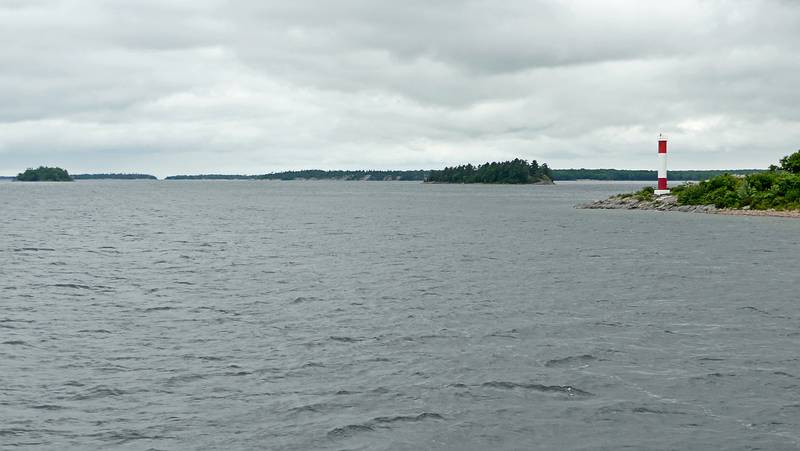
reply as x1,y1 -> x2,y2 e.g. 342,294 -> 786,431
30,404 -> 65,411
481,381 -> 593,397
4,181 -> 800,450
141,306 -> 176,312
327,413 -> 444,438
2,340 -> 28,346
70,385 -> 128,400
329,336 -> 364,343
291,296 -> 323,304
51,283 -> 93,290
545,354 -> 597,368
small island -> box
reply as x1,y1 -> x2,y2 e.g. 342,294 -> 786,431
16,166 -> 73,182
580,150 -> 800,217
425,158 -> 554,184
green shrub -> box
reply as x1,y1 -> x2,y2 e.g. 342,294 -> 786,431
676,170 -> 800,210
780,150 -> 800,174
619,186 -> 655,201
634,186 -> 655,201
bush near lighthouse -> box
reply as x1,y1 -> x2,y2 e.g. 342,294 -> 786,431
671,150 -> 800,210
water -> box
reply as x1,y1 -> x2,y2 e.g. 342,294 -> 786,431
1,180 -> 799,450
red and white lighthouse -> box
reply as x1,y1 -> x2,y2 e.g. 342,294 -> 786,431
655,134 -> 670,195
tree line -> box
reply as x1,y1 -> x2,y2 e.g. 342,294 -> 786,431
166,170 -> 429,181
72,173 -> 157,180
551,168 -> 763,181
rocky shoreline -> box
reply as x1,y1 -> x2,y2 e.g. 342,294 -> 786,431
578,194 -> 800,218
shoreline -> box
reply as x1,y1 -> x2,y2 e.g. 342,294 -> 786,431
578,195 -> 800,218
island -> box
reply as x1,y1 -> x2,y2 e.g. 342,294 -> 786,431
579,150 -> 800,217
425,158 -> 553,184
16,166 -> 73,182
551,168 -> 761,181
166,170 -> 428,181
160,167 -> 762,182
72,173 -> 158,180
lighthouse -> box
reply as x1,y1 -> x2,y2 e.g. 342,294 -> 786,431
655,134 -> 670,195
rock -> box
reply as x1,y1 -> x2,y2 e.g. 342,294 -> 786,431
577,194 -> 800,218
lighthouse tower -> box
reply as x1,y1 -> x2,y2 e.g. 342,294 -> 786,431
655,134 -> 670,195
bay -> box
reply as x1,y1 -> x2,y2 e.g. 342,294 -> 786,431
1,180 -> 799,450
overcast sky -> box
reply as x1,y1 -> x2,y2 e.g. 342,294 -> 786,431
1,0 -> 799,176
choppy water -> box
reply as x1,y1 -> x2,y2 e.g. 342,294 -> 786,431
1,180 -> 799,450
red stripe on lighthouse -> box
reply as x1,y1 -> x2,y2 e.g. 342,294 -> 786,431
658,140 -> 667,154
658,178 -> 668,190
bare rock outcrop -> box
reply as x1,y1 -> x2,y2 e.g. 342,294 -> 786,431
577,194 -> 800,218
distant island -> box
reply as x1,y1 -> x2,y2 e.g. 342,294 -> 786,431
163,168 -> 764,182
166,170 -> 428,181
580,150 -> 800,217
16,166 -> 73,182
426,159 -> 553,184
166,174 -> 255,180
72,173 -> 158,180
4,166 -> 775,183
551,168 -> 762,181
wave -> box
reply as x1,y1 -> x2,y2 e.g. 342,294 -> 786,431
545,354 -> 596,367
52,283 -> 93,290
70,385 -> 127,400
488,328 -> 519,338
372,413 -> 444,424
596,402 -> 688,416
632,407 -> 686,415
142,306 -> 175,312
291,296 -> 322,304
2,340 -> 28,345
482,381 -> 593,396
327,412 -> 444,438
739,306 -> 771,315
30,404 -> 65,410
327,424 -> 374,437
329,336 -> 364,343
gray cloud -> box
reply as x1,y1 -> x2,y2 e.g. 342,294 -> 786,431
1,0 -> 799,176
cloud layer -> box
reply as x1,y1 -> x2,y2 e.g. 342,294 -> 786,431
1,0 -> 799,175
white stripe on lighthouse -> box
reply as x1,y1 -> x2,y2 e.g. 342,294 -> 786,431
658,152 -> 667,180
